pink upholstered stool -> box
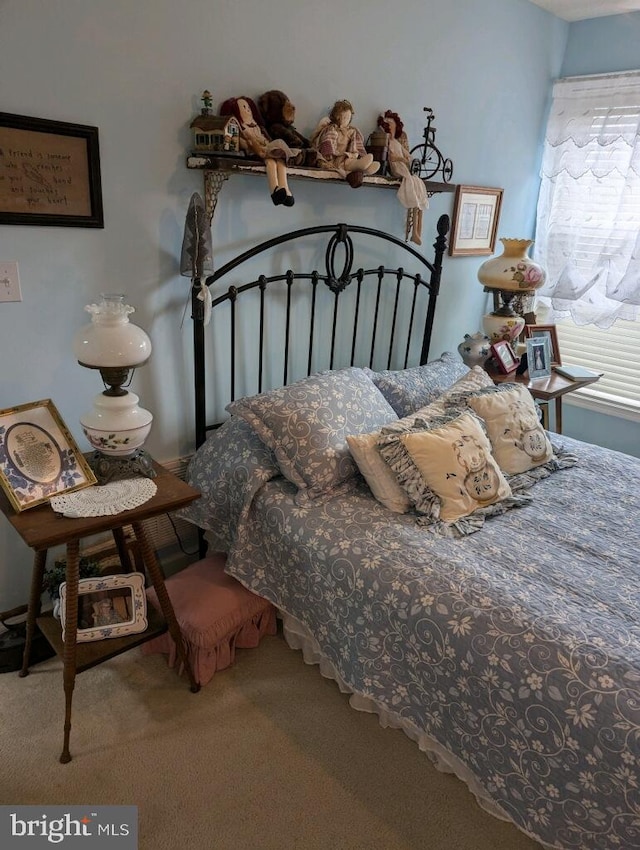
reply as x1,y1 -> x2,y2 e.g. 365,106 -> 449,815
143,553 -> 277,686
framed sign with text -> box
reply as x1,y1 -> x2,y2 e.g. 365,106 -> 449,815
0,399 -> 96,512
0,112 -> 104,227
449,185 -> 503,256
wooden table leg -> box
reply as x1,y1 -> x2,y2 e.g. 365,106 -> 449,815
555,397 -> 563,434
112,526 -> 134,572
131,520 -> 200,693
60,538 -> 80,764
20,549 -> 47,677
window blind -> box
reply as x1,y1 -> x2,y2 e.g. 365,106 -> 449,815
535,71 -> 640,419
555,318 -> 640,409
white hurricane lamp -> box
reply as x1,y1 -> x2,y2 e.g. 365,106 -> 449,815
73,293 -> 154,482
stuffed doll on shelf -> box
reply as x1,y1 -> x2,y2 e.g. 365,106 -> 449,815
377,110 -> 429,245
219,95 -> 299,206
310,100 -> 380,186
257,90 -> 317,168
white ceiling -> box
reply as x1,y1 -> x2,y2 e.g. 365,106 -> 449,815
528,0 -> 640,20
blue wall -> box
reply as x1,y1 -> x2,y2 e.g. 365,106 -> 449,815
561,12 -> 640,76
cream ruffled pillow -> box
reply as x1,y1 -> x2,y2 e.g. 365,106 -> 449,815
466,383 -> 553,474
347,366 -> 494,513
399,411 -> 512,523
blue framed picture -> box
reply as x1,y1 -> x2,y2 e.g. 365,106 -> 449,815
526,336 -> 552,380
0,398 -> 96,512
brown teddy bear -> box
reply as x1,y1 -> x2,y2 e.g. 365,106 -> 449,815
257,90 -> 317,167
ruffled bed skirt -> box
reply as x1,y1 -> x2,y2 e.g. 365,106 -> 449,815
280,611 -> 554,850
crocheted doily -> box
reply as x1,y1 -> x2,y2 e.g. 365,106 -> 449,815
50,478 -> 157,518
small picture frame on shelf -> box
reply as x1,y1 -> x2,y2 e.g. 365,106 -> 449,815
524,324 -> 561,365
526,336 -> 552,380
491,340 -> 519,374
0,399 -> 96,512
59,573 -> 147,643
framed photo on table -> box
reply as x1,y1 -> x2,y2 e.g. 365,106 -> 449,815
524,324 -> 561,365
491,340 -> 519,374
0,399 -> 96,512
449,185 -> 503,256
526,336 -> 552,380
59,573 -> 148,643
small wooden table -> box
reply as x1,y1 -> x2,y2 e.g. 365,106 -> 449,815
489,368 -> 601,433
0,461 -> 201,763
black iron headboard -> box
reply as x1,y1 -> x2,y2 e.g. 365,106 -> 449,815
191,214 -> 450,448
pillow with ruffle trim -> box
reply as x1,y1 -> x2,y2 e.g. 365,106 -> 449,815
398,411 -> 513,523
465,383 -> 554,474
346,366 -> 494,513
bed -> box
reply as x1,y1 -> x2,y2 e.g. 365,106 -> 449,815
178,217 -> 640,850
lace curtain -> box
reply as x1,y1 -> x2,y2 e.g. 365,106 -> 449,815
534,71 -> 640,329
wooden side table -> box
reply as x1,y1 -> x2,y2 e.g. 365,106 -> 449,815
488,368 -> 601,433
0,461 -> 201,763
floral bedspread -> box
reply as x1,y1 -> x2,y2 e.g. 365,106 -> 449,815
185,429 -> 640,850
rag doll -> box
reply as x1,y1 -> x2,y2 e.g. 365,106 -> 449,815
257,90 -> 317,167
377,110 -> 429,245
219,95 -> 299,206
310,100 -> 380,185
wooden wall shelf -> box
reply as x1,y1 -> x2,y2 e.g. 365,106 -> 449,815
186,154 -> 457,222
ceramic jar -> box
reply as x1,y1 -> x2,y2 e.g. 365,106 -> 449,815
457,332 -> 491,368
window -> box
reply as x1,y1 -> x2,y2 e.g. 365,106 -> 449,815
534,71 -> 640,418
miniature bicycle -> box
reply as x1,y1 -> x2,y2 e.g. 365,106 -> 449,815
409,107 -> 454,183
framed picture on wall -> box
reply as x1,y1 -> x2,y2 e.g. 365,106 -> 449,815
0,112 -> 104,228
449,185 -> 503,256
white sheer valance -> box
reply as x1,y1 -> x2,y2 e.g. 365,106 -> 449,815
534,71 -> 640,328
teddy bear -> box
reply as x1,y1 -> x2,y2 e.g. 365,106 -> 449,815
257,90 -> 317,168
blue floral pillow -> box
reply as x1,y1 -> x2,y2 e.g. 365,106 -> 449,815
368,352 -> 469,417
175,416 -> 281,551
227,367 -> 398,504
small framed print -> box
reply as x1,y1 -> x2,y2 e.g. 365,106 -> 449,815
491,340 -> 519,374
524,324 -> 561,365
526,336 -> 552,379
59,573 -> 148,643
449,185 -> 503,256
0,399 -> 96,512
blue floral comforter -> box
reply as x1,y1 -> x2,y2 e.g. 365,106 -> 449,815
183,426 -> 640,850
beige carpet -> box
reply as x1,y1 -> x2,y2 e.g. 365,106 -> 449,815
1,631 -> 542,850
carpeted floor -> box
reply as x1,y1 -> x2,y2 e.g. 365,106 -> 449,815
1,630 -> 542,849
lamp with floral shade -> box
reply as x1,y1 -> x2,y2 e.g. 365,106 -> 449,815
477,238 -> 546,344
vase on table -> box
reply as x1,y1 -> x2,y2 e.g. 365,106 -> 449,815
457,332 -> 491,368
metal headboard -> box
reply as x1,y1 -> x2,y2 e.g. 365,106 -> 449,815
191,214 -> 450,448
